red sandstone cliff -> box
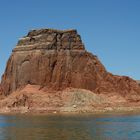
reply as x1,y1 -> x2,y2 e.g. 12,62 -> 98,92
0,28 -> 140,113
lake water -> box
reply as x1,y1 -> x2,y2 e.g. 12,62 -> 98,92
0,113 -> 140,140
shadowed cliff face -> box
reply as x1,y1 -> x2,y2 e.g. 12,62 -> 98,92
1,28 -> 140,101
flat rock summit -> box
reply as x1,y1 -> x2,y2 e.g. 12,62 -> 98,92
0,28 -> 140,113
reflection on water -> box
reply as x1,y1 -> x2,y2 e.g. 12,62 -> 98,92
0,113 -> 140,139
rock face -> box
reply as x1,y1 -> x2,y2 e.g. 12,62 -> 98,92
1,29 -> 107,96
1,28 -> 140,104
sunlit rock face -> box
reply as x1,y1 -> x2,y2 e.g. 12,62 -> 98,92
0,29 -> 106,95
1,28 -> 140,102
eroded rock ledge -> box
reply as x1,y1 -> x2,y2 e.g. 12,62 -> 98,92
13,29 -> 85,52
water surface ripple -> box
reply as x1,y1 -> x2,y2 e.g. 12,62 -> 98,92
0,113 -> 140,140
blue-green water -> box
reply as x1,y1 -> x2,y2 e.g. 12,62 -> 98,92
0,113 -> 140,140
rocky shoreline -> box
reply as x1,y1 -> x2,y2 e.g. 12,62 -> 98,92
0,85 -> 140,115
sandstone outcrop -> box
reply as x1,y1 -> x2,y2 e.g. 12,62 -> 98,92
0,28 -> 140,113
1,29 -> 107,96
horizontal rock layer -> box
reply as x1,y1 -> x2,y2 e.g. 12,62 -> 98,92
13,29 -> 84,52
